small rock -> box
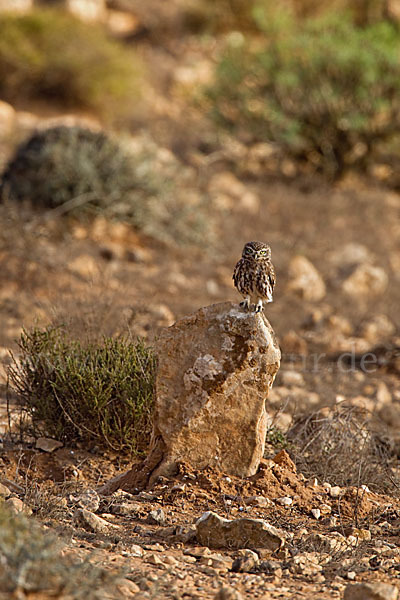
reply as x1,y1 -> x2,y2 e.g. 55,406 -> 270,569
181,555 -> 197,564
171,483 -> 186,492
143,543 -> 165,552
144,553 -> 165,566
277,496 -> 293,507
0,100 -> 16,138
74,508 -> 118,533
244,495 -> 271,508
129,544 -> 144,557
214,586 -> 244,600
74,489 -> 100,512
184,547 -> 211,557
347,571 -> 357,580
0,483 -> 11,498
148,508 -> 166,525
287,256 -> 326,302
305,532 -> 346,553
290,552 -> 323,576
231,552 -> 259,573
281,330 -> 308,355
311,508 -> 321,520
343,264 -> 388,299
5,497 -> 31,515
174,524 -> 197,543
196,511 -> 285,550
307,477 -> 319,487
376,382 -> 392,406
163,555 -> 179,566
138,491 -> 155,501
330,243 -> 371,268
330,486 -> 342,498
110,501 -> 141,516
35,437 -> 63,453
259,559 -> 282,576
116,579 -> 140,595
347,528 -> 371,542
344,582 -> 398,600
208,172 -> 260,214
280,370 -> 305,387
362,315 -> 395,344
68,254 -> 98,278
237,549 -> 259,560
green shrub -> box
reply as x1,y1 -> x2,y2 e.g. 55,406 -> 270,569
0,504 -> 121,598
207,10 -> 400,176
1,126 -> 147,212
0,9 -> 140,120
0,126 -> 214,246
8,327 -> 156,455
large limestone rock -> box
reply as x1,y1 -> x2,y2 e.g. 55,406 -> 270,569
153,301 -> 280,478
100,302 -> 280,493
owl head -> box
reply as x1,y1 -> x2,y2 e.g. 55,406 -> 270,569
242,241 -> 271,261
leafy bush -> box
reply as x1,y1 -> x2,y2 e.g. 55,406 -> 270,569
207,11 -> 400,176
0,126 -> 214,246
8,327 -> 156,455
0,9 -> 140,120
0,504 -> 122,598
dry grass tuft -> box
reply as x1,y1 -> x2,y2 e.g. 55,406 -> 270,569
286,405 -> 398,494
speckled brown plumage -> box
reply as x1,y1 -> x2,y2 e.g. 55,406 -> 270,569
233,241 -> 276,312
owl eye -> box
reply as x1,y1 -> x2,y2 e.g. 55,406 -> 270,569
259,249 -> 267,255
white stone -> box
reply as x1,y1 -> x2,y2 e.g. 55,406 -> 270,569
286,256 -> 326,302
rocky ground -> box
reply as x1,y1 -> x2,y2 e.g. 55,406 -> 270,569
1,6 -> 400,599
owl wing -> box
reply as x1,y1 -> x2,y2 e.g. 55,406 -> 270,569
233,258 -> 248,294
268,263 -> 276,292
232,259 -> 241,286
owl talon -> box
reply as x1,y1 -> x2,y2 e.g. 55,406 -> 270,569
255,299 -> 264,313
240,298 -> 250,310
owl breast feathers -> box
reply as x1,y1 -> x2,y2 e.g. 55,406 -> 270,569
232,241 -> 276,312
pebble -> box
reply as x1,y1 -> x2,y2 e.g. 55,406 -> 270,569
311,508 -> 321,520
110,501 -> 141,516
129,544 -> 144,557
74,508 -> 118,533
144,553 -> 164,566
277,496 -> 293,506
0,483 -> 11,498
330,486 -> 342,498
214,585 -> 244,600
73,489 -> 100,512
244,495 -> 271,508
148,508 -> 166,525
5,497 -> 31,515
35,437 -> 63,453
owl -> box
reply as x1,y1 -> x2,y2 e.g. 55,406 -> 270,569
233,241 -> 276,313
